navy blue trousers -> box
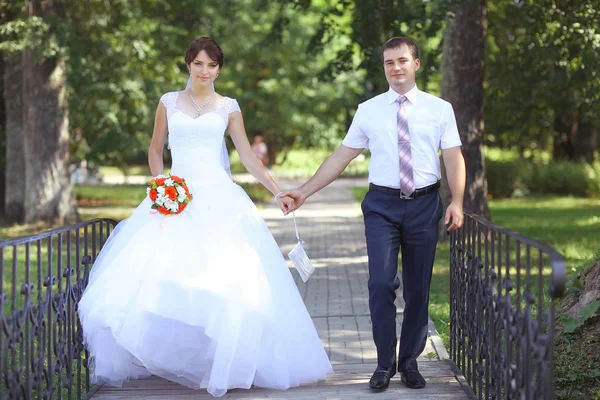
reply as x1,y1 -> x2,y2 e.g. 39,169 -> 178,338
361,188 -> 442,372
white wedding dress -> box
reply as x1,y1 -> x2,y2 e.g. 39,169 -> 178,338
77,91 -> 333,397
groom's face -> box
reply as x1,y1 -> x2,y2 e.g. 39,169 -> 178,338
383,45 -> 420,91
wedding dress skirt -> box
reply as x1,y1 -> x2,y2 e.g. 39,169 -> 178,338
78,176 -> 332,396
77,93 -> 332,397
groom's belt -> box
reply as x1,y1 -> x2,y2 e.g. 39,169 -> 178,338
369,181 -> 440,199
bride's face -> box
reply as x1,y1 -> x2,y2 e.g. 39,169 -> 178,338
188,50 -> 220,87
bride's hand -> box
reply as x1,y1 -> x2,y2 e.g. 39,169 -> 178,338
275,195 -> 295,216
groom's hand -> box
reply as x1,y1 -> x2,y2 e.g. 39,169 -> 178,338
445,201 -> 464,232
281,189 -> 307,211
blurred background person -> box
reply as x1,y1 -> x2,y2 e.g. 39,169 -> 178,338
252,134 -> 269,166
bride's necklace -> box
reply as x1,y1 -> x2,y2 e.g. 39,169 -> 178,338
188,89 -> 213,117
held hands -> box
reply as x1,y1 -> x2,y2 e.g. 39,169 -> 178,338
274,189 -> 306,216
445,201 -> 464,232
275,192 -> 296,216
279,189 -> 307,215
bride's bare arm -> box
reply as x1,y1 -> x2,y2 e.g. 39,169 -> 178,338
228,111 -> 294,213
227,111 -> 281,195
148,101 -> 168,176
228,112 -> 293,206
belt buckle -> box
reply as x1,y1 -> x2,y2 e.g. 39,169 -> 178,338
399,192 -> 412,200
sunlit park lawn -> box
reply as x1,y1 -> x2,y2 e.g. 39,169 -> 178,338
350,187 -> 600,347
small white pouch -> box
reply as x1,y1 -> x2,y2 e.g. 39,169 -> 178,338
287,212 -> 315,282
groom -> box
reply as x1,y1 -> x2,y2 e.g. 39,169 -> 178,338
283,36 -> 466,390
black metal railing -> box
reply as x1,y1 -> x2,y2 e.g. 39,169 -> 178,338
0,218 -> 117,400
449,211 -> 566,400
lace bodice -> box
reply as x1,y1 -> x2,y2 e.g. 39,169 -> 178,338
160,92 -> 240,122
159,91 -> 241,183
160,91 -> 240,149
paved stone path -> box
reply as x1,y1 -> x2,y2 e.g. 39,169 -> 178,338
89,178 -> 471,399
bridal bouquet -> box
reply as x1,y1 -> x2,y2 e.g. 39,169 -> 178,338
147,174 -> 193,215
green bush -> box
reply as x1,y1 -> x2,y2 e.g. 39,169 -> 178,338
529,162 -> 600,197
486,160 -> 531,198
486,159 -> 600,198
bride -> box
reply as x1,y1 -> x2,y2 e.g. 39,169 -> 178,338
77,36 -> 333,398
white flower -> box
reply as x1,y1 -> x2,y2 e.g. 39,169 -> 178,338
164,200 -> 178,212
157,186 -> 166,195
176,186 -> 186,196
156,196 -> 166,205
178,194 -> 187,202
146,187 -> 150,195
165,178 -> 173,186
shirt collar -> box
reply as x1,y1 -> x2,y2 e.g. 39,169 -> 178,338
387,84 -> 419,105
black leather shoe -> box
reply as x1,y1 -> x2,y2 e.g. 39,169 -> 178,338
369,364 -> 396,391
400,369 -> 426,389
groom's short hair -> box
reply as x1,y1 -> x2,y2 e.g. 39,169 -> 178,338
381,37 -> 420,62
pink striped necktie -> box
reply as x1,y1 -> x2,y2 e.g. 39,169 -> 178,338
396,95 -> 415,197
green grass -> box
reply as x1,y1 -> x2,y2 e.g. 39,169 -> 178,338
98,165 -> 154,177
350,187 -> 600,348
487,196 -> 600,262
76,184 -> 149,207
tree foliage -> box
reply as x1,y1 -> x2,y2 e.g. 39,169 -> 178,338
1,0 -> 599,222
2,0 -> 596,168
61,0 -> 363,167
485,0 -> 600,161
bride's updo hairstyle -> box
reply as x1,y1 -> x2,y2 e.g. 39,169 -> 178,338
185,37 -> 224,68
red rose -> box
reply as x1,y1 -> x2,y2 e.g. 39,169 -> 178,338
149,189 -> 158,202
172,175 -> 183,184
156,177 -> 166,186
177,203 -> 186,213
157,206 -> 169,215
165,186 -> 178,201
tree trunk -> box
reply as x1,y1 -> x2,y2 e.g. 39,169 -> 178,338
0,56 -> 5,217
439,0 -> 490,238
572,110 -> 597,163
552,112 -> 576,160
20,0 -> 77,223
3,54 -> 26,224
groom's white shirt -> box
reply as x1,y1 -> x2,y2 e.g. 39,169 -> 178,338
342,85 -> 462,189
